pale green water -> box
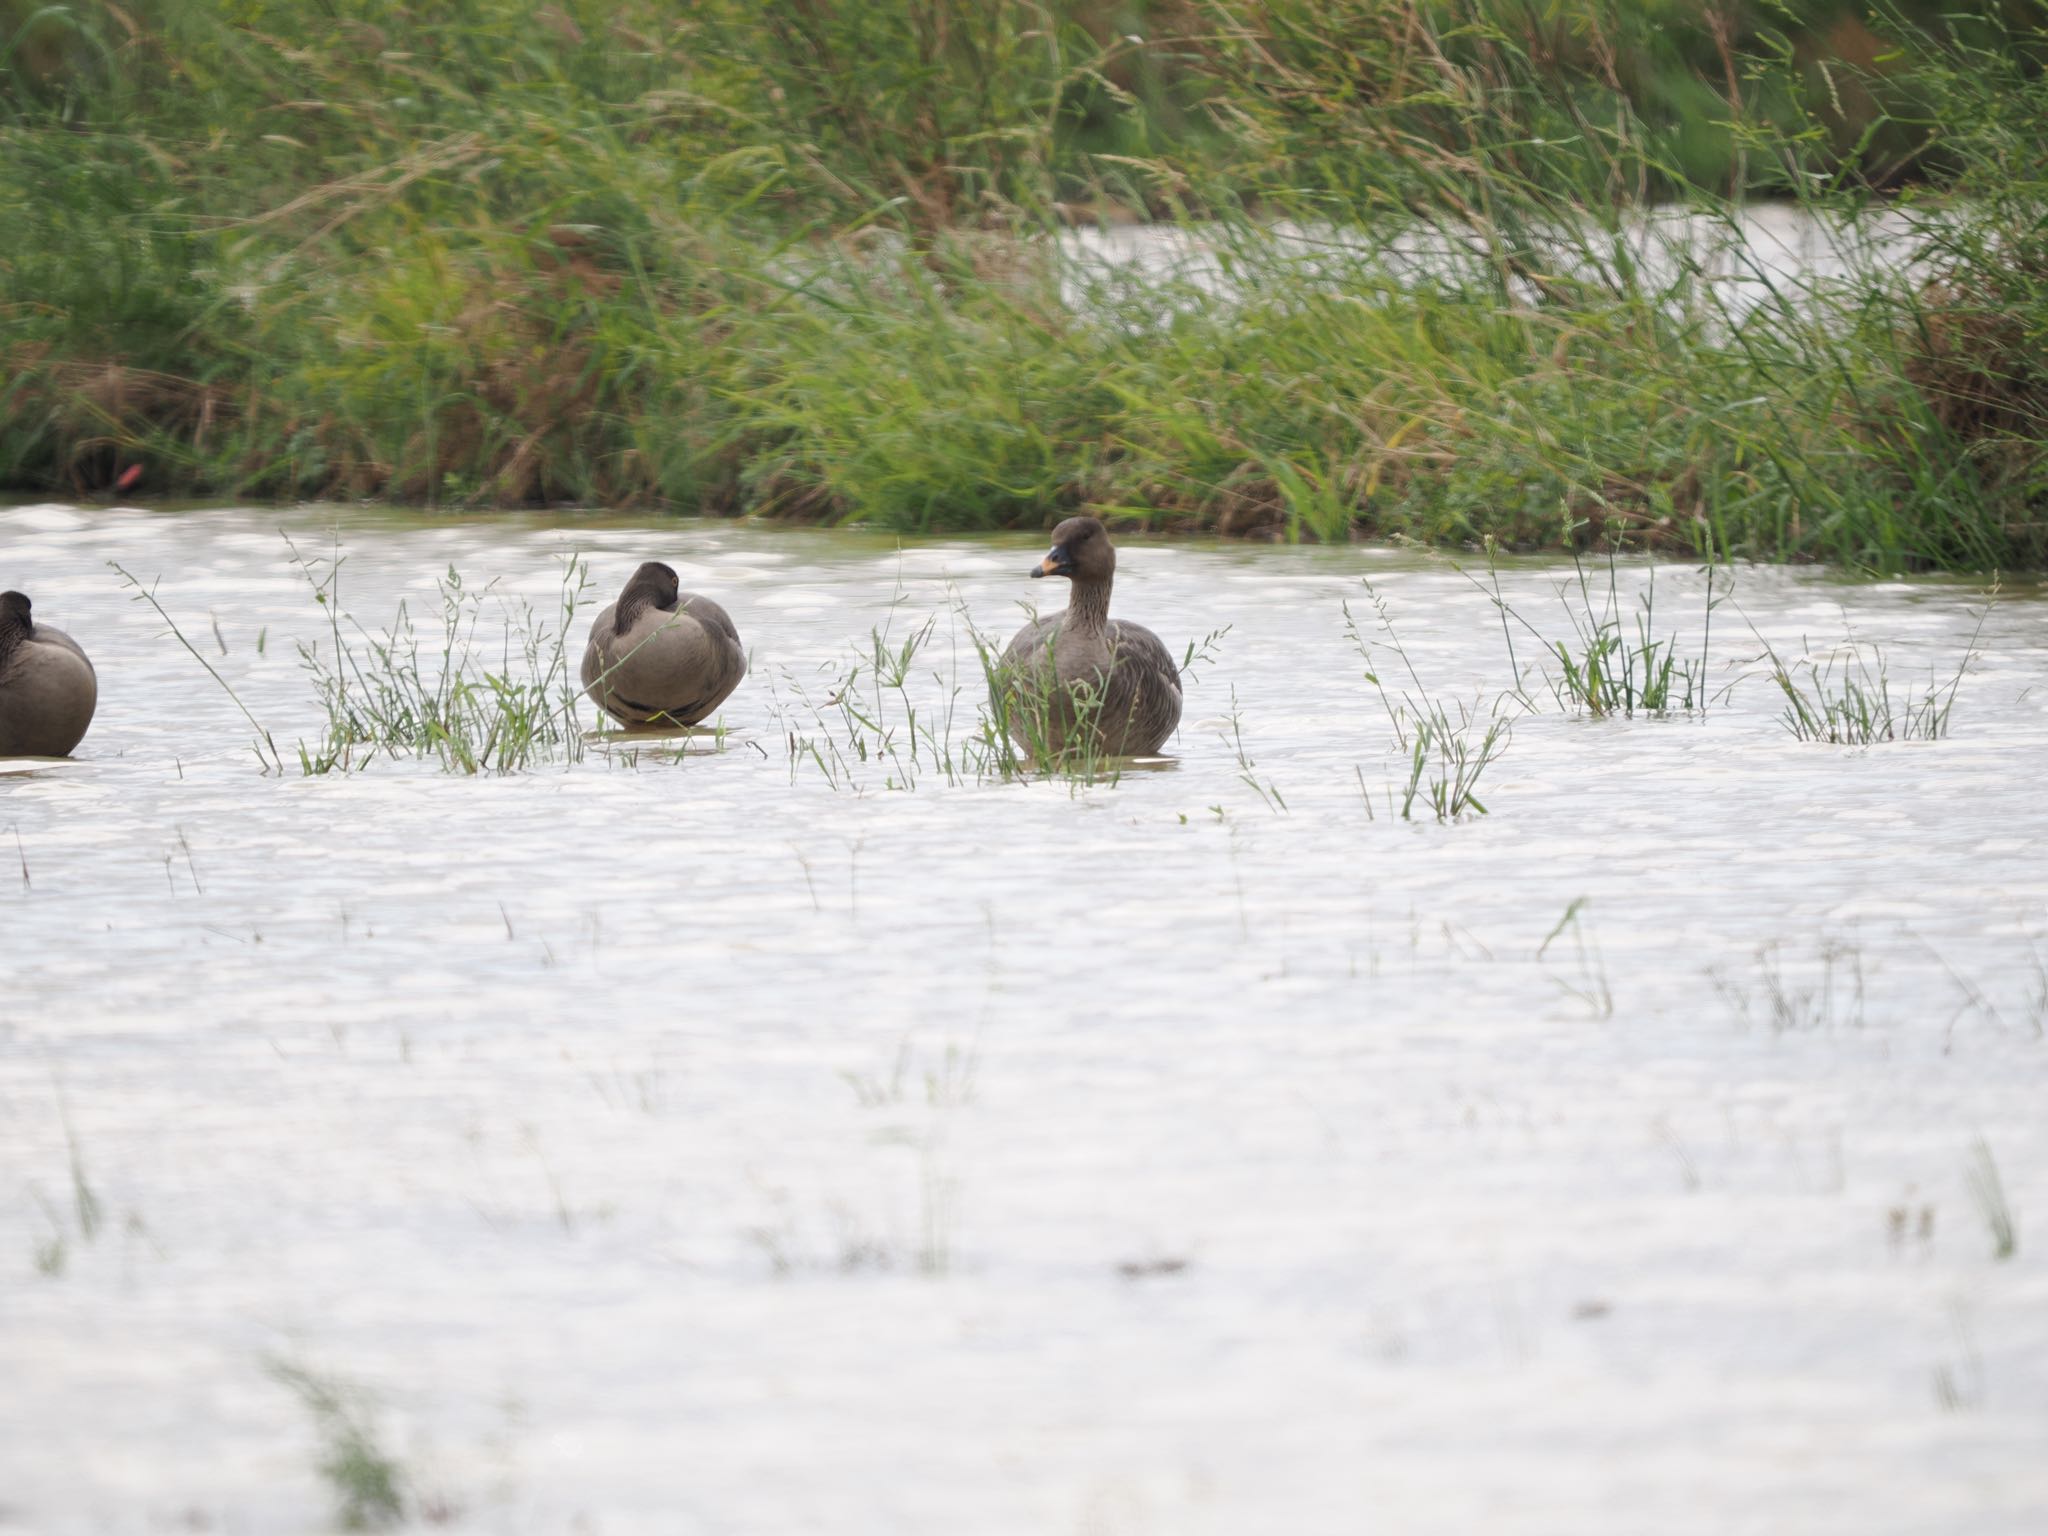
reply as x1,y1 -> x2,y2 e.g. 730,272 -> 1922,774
2,502 -> 2045,1534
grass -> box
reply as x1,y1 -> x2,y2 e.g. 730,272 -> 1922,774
110,562 -> 286,773
2,4 -> 2047,571
121,536 -> 1230,789
29,1095 -> 104,1279
1217,686 -> 1286,814
1474,546 -> 1720,717
768,590 -> 1222,791
1965,1137 -> 2019,1260
850,1035 -> 979,1278
749,1038 -> 978,1278
128,531 -> 1996,789
1749,586 -> 1992,744
769,604 -> 1002,792
267,1358 -> 407,1531
122,535 -> 761,776
1346,583 -> 1511,821
1710,936 -> 1870,1032
285,537 -> 596,775
1537,898 -> 1615,1020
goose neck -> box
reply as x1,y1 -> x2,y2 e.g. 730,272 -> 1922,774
1065,575 -> 1112,637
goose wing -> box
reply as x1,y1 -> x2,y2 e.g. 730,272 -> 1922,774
1000,613 -> 1064,673
1104,619 -> 1184,753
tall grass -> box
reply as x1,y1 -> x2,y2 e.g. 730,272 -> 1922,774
3,3 -> 2046,571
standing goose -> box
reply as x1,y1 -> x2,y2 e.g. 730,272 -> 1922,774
581,561 -> 746,728
998,516 -> 1182,758
0,591 -> 97,758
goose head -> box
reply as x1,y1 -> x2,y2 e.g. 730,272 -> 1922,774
1031,517 -> 1115,583
615,561 -> 681,629
0,591 -> 30,651
622,561 -> 680,609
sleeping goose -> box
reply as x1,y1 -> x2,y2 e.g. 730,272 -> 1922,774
997,516 -> 1182,758
581,561 -> 746,728
0,591 -> 97,758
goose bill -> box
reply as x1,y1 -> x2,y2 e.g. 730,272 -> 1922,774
1032,547 -> 1071,578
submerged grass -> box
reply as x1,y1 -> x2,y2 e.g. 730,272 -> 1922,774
267,1358 -> 407,1531
1966,1137 -> 2019,1261
2,4 -> 2047,570
1711,936 -> 1870,1033
29,1095 -> 105,1279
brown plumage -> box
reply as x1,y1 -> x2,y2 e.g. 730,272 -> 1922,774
581,561 -> 746,727
0,590 -> 97,758
997,517 -> 1182,758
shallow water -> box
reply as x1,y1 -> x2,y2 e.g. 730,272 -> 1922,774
3,503 -> 2046,1535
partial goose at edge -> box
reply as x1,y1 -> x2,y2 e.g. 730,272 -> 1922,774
0,590 -> 97,758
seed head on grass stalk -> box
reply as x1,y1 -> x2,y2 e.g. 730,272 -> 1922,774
110,562 -> 285,773
1345,580 -> 1511,822
1742,583 -> 1993,745
283,537 -> 602,775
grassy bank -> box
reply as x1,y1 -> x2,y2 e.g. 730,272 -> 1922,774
2,2 -> 2046,569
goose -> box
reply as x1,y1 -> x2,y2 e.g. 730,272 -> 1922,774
997,516 -> 1182,758
581,561 -> 745,728
0,591 -> 97,758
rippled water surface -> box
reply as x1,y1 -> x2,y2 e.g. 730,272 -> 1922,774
4,503 -> 2046,1534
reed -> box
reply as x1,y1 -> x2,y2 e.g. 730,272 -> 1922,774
4,4 -> 2046,572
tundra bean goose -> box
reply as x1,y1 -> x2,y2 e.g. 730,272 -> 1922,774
998,517 -> 1182,758
581,561 -> 746,727
0,591 -> 97,758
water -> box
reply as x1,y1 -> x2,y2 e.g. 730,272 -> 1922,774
3,503 -> 2045,1534
1065,202 -> 1927,317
